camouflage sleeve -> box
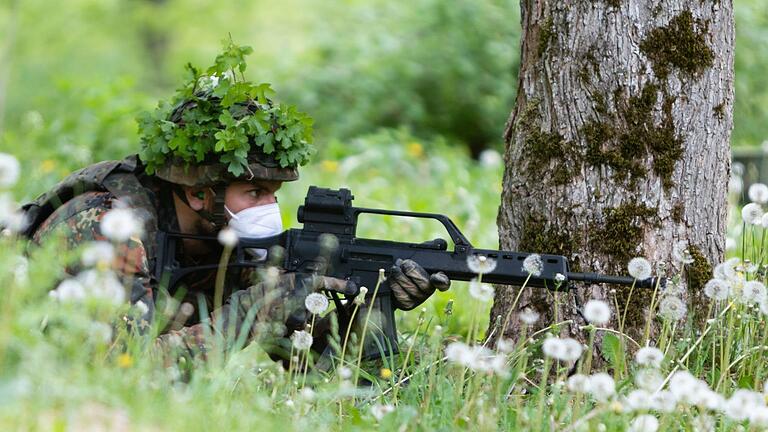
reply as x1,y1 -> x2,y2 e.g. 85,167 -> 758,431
32,192 -> 155,322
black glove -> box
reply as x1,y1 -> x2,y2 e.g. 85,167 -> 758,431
388,259 -> 450,310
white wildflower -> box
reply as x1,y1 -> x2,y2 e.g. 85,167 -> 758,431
466,255 -> 497,274
635,369 -> 664,392
522,254 -> 543,277
88,321 -> 113,344
519,308 -> 540,325
304,293 -> 329,315
725,238 -> 736,251
290,330 -> 313,351
543,337 -> 582,362
658,296 -> 687,321
729,176 -> 743,195
217,228 -> 239,247
761,300 -> 768,316
561,338 -> 583,362
762,213 -> 768,229
749,183 -> 768,204
588,373 -> 616,402
555,273 -> 566,283
134,300 -> 149,316
690,415 -> 714,432
100,208 -> 142,242
584,300 -> 611,325
715,257 -> 741,281
698,390 -> 725,411
50,278 -> 86,301
742,203 -> 763,225
648,390 -> 677,413
741,280 -> 767,304
628,257 -> 652,280
750,408 -> 768,428
353,286 -> 368,306
479,149 -> 502,168
81,241 -> 115,268
635,347 -> 664,368
542,337 -> 565,360
624,390 -> 652,411
76,269 -> 126,304
663,280 -> 686,297
725,389 -> 765,421
468,278 -> 494,302
669,371 -> 707,405
496,338 -> 515,353
629,415 -> 659,432
446,342 -> 473,365
338,366 -> 352,380
566,374 -> 591,393
0,153 -> 20,188
370,404 -> 395,421
703,279 -> 730,301
671,241 -> 695,265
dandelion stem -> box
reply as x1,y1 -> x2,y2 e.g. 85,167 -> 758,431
214,245 -> 234,314
499,274 -> 532,340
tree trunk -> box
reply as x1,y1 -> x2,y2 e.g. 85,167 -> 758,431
491,0 -> 734,350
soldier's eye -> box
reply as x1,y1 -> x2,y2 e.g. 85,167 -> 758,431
248,189 -> 265,198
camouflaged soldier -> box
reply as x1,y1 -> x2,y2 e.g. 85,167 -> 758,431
21,43 -> 450,363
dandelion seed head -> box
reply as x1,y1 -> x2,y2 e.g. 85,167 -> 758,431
742,203 -> 763,225
629,414 -> 659,432
588,373 -> 616,402
635,369 -> 664,392
584,300 -> 611,325
561,338 -> 583,362
354,286 -> 368,306
370,404 -> 395,421
658,296 -> 687,321
290,330 -> 313,351
750,407 -> 768,428
496,338 -> 515,353
217,228 -> 239,247
338,366 -> 352,380
76,269 -> 126,304
649,390 -> 677,413
663,280 -> 686,297
49,278 -> 87,302
672,241 -> 695,265
725,389 -> 765,421
624,390 -> 653,412
100,208 -> 142,242
0,153 -> 20,188
749,183 -> 768,204
669,371 -> 708,405
566,374 -> 590,393
555,273 -> 566,283
81,241 -> 115,268
467,255 -> 497,274
542,337 -> 565,360
628,257 -> 652,280
522,254 -> 543,277
725,238 -> 736,251
741,280 -> 767,304
703,279 -> 730,301
635,347 -> 664,368
304,293 -> 329,315
729,176 -> 743,195
519,308 -> 540,325
468,278 -> 494,302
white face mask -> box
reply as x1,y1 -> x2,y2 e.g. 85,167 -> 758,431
225,203 -> 283,260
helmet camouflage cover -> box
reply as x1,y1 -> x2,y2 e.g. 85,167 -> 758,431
137,39 -> 314,187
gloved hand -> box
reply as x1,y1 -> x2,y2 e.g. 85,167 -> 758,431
215,272 -> 357,340
388,259 -> 450,310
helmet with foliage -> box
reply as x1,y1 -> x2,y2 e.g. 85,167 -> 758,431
136,39 -> 315,187
136,39 -> 315,227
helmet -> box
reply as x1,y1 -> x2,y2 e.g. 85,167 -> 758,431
136,40 -> 315,227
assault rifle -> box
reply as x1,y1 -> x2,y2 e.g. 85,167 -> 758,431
155,186 -> 664,358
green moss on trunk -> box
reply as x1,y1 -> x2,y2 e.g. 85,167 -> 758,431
519,214 -> 583,272
639,10 -> 715,79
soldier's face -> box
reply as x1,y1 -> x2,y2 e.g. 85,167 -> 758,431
223,180 -> 283,215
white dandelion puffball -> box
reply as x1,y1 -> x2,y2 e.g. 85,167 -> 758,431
497,338 -> 515,353
762,213 -> 768,229
542,337 -> 582,362
741,280 -> 767,304
669,370 -> 708,405
519,308 -> 540,325
88,321 -> 113,344
634,347 -> 664,368
749,183 -> 768,204
584,300 -> 611,325
217,228 -> 239,247
588,373 -> 616,402
624,390 -> 653,411
304,293 -> 329,315
729,176 -> 743,195
370,404 -> 395,421
561,338 -> 583,362
663,280 -> 686,297
479,149 -> 503,168
100,208 -> 142,242
566,374 -> 591,393
522,254 -> 543,277
555,273 -> 566,283
542,337 -> 564,359
466,255 -> 497,274
760,300 -> 768,316
658,296 -> 686,321
81,241 -> 115,268
742,203 -> 763,225
468,278 -> 494,302
628,257 -> 652,280
649,391 -> 677,413
635,368 -> 664,392
49,278 -> 87,302
76,269 -> 126,304
445,342 -> 473,365
338,366 -> 352,380
0,153 -> 20,188
629,415 -> 659,432
725,238 -> 736,251
725,389 -> 765,421
290,330 -> 313,351
135,300 -> 149,316
671,241 -> 694,265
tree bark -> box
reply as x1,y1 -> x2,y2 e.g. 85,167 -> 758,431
491,0 -> 734,349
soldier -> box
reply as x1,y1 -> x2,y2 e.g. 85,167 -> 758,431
20,42 -> 450,364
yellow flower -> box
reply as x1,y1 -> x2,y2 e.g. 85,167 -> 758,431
380,368 -> 392,379
321,160 -> 339,173
406,142 -> 424,158
116,353 -> 133,368
40,159 -> 56,174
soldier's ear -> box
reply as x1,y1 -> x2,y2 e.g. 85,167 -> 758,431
184,186 -> 207,211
